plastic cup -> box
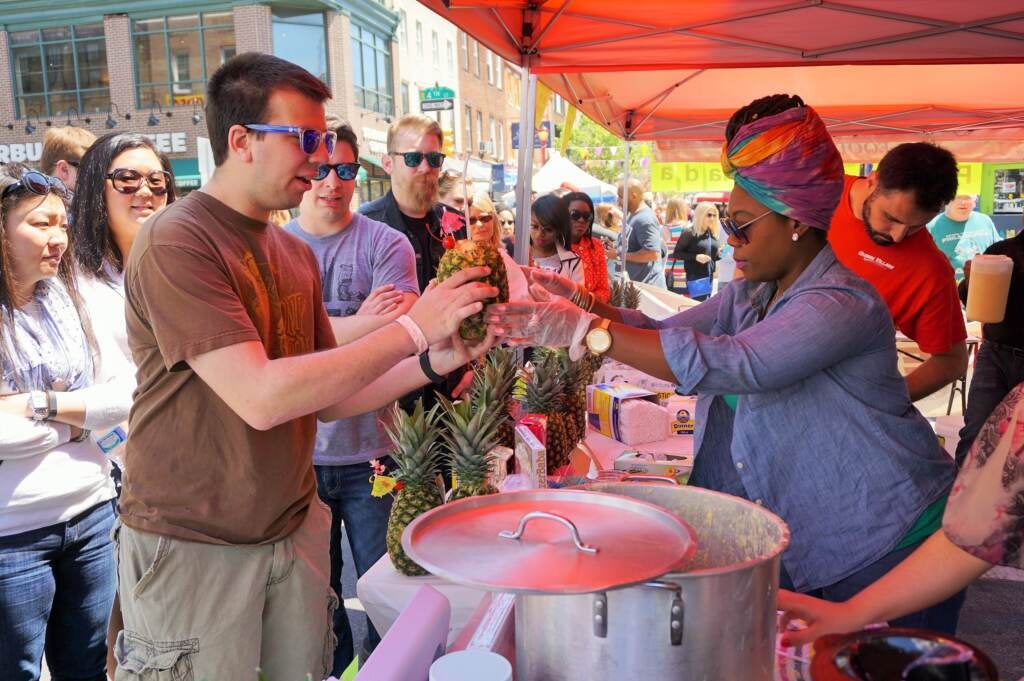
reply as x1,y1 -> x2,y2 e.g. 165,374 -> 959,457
966,254 -> 1013,323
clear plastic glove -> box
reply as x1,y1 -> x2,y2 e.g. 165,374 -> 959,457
357,284 -> 406,317
407,267 -> 498,345
695,253 -> 712,264
523,267 -> 579,300
486,297 -> 594,351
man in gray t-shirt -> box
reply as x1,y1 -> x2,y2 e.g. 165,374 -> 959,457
284,118 -> 418,674
618,178 -> 666,287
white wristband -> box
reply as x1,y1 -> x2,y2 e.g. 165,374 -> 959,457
395,315 -> 429,354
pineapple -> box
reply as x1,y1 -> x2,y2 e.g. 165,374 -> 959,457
470,347 -> 519,449
438,394 -> 504,500
533,348 -> 588,447
436,239 -> 509,341
383,400 -> 445,577
522,354 -> 574,471
610,277 -> 641,309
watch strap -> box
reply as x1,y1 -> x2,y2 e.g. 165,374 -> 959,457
46,391 -> 57,420
70,428 -> 91,443
419,351 -> 445,384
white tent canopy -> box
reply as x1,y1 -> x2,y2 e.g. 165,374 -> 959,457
532,151 -> 616,199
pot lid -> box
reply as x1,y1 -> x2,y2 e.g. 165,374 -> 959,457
401,489 -> 697,594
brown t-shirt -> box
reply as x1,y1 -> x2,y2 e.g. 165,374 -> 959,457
120,191 -> 335,545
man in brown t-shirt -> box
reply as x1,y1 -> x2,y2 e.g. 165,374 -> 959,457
115,53 -> 496,681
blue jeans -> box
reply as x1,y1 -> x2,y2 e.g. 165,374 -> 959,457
315,461 -> 394,676
0,499 -> 117,681
956,341 -> 1024,466
780,539 -> 966,634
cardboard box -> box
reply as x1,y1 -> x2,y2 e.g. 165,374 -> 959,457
514,424 -> 547,488
662,395 -> 697,435
613,450 -> 695,485
587,383 -> 668,443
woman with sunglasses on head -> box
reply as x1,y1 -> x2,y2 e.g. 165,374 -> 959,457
565,192 -> 611,304
530,193 -> 583,285
0,164 -> 134,681
489,95 -> 961,632
672,201 -> 721,301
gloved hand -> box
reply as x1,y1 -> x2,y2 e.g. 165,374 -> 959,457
523,267 -> 579,300
696,254 -> 712,264
486,297 -> 594,353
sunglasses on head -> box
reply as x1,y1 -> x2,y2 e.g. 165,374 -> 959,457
720,209 -> 773,244
389,151 -> 446,169
106,168 -> 173,196
313,162 -> 361,181
244,124 -> 337,156
1,171 -> 69,201
469,214 -> 494,226
569,209 -> 592,223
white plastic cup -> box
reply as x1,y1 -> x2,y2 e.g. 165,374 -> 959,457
966,254 -> 1013,323
429,650 -> 513,681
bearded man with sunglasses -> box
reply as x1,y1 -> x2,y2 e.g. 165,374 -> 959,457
284,116 -> 418,674
115,54 -> 496,681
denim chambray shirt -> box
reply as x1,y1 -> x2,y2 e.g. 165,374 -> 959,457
619,245 -> 955,591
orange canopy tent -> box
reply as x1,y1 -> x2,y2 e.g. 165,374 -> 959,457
417,0 -> 1024,257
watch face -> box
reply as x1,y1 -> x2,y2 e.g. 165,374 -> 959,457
588,329 -> 612,354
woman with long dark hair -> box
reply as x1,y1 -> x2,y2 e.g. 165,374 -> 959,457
530,193 -> 582,284
72,132 -> 176,359
564,191 -> 610,303
0,163 -> 133,681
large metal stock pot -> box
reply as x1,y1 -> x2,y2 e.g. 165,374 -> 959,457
511,482 -> 790,681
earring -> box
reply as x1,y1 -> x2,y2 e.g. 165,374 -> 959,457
791,232 -> 800,242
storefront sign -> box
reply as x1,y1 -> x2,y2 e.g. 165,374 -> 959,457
651,163 -> 732,193
0,132 -> 188,163
145,132 -> 188,153
510,121 -> 552,149
362,127 -> 389,156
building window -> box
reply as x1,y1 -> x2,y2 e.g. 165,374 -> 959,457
464,104 -> 473,154
472,40 -> 480,77
352,24 -> 394,116
399,10 -> 407,50
459,32 -> 469,71
431,30 -> 439,68
447,40 -> 454,73
133,12 -> 234,107
272,11 -> 327,82
497,120 -> 505,159
10,23 -> 110,118
476,111 -> 483,154
489,116 -> 497,156
401,81 -> 410,115
415,21 -> 423,59
485,50 -> 494,85
496,59 -> 503,90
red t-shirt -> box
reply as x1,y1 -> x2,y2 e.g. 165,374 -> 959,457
829,176 -> 966,353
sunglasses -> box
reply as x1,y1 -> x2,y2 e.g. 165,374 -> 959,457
106,168 -> 173,196
244,124 -> 337,156
1,171 -> 69,201
67,160 -> 80,168
500,219 -> 515,226
469,214 -> 494,226
313,162 -> 361,181
389,151 -> 445,169
569,209 -> 592,223
720,210 -> 773,244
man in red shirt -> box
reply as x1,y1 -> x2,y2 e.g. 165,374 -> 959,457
829,143 -> 966,401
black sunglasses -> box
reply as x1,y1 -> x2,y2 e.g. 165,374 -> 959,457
1,171 -> 69,201
499,218 -> 515,225
569,209 -> 592,223
389,151 -> 445,169
469,214 -> 494,226
106,168 -> 173,196
314,162 -> 361,181
720,210 -> 773,245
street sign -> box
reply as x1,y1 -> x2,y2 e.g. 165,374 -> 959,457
421,98 -> 454,112
420,85 -> 456,100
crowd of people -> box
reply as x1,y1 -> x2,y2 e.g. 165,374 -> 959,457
0,52 -> 1022,681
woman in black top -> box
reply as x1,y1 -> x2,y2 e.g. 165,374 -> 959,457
672,201 -> 721,301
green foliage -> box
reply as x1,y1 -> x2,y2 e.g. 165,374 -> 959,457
555,113 -> 650,185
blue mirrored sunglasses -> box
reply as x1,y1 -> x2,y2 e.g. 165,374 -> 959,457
1,170 -> 69,201
314,162 -> 361,181
244,124 -> 336,156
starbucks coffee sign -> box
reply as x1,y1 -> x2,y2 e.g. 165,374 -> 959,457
0,132 -> 190,164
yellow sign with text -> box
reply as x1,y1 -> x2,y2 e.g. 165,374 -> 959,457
652,163 -> 732,193
957,163 -> 982,197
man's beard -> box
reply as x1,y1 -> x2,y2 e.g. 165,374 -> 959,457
861,191 -> 895,246
404,175 -> 438,213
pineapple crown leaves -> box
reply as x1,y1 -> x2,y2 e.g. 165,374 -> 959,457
470,347 -> 519,404
382,400 -> 443,485
435,393 -> 503,467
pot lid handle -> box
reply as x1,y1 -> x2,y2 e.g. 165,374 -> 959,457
498,511 -> 598,555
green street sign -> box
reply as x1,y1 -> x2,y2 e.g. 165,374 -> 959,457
420,85 -> 456,100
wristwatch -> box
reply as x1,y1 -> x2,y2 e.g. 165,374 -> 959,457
28,391 -> 49,421
585,318 -> 613,356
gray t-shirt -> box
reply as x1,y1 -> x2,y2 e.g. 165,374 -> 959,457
284,213 -> 418,466
625,206 -> 667,287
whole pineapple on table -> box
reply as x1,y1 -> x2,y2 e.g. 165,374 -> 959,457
522,354 -> 574,471
533,348 -> 589,449
383,400 -> 444,577
436,239 -> 509,342
610,277 -> 642,309
470,346 -> 519,449
438,394 -> 505,500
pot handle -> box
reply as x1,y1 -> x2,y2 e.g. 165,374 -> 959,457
498,511 -> 599,555
643,580 -> 685,646
622,474 -> 680,486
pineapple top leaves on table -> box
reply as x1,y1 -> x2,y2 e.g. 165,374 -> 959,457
609,277 -> 641,309
437,393 -> 504,500
435,239 -> 509,342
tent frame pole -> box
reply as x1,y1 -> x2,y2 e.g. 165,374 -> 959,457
514,68 -> 538,266
618,138 -> 631,280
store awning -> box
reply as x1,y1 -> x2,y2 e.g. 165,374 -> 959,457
170,158 -> 201,190
359,154 -> 385,169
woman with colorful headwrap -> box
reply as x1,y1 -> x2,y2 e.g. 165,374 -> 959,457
488,94 -> 961,632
